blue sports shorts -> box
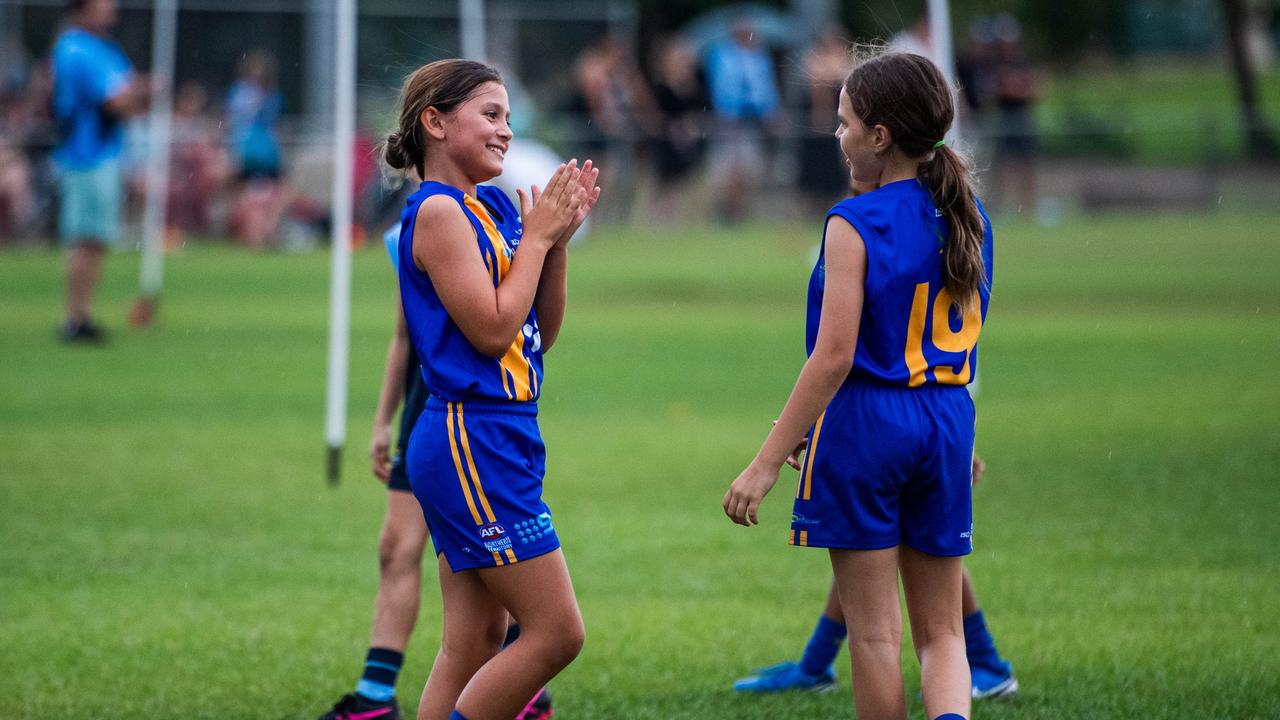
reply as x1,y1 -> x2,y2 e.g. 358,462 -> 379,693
58,159 -> 122,247
790,382 -> 974,557
407,396 -> 560,572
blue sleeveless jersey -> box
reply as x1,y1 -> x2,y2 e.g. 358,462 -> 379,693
806,178 -> 994,387
398,181 -> 543,404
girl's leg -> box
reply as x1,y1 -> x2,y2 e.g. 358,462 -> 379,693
961,566 -> 978,616
369,490 -> 429,651
960,564 -> 1017,698
454,549 -> 583,720
796,579 -> 846,676
830,547 -> 906,720
900,547 -> 970,720
417,554 -> 508,720
823,578 -> 843,621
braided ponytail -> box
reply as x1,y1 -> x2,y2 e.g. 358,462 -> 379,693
919,144 -> 986,313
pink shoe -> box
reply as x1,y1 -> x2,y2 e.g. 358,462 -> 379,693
515,687 -> 552,720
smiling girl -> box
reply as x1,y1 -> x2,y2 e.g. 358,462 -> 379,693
723,51 -> 993,720
383,59 -> 599,720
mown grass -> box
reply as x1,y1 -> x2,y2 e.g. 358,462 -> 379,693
2,209 -> 1278,718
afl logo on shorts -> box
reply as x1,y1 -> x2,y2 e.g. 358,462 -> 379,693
479,524 -> 506,539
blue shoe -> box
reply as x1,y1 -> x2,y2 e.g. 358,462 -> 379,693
733,661 -> 836,693
971,659 -> 1018,699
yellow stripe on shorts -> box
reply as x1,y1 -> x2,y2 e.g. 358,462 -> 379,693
446,402 -> 483,525
801,411 -> 825,500
456,404 -> 498,524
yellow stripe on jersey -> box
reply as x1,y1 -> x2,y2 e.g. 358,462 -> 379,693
505,548 -> 518,564
445,402 -> 484,526
455,404 -> 498,523
464,194 -> 536,402
789,529 -> 796,545
499,366 -> 514,400
905,282 -> 931,387
478,243 -> 497,285
500,335 -> 534,401
801,411 -> 825,501
492,551 -> 504,566
463,195 -> 511,278
799,530 -> 809,546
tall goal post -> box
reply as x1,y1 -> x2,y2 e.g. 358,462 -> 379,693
323,0 -> 357,485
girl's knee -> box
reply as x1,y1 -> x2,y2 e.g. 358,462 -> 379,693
524,610 -> 584,669
377,528 -> 425,573
441,616 -> 506,669
559,613 -> 585,660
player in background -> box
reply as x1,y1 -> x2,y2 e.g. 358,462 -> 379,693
383,59 -> 598,720
51,0 -> 150,342
732,457 -> 1016,699
724,52 -> 993,720
318,220 -> 554,719
732,177 -> 1015,703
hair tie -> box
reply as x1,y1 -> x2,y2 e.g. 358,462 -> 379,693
933,139 -> 946,149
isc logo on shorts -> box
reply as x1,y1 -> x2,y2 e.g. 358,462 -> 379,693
479,524 -> 506,539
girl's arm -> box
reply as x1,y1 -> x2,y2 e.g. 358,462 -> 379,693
415,163 -> 584,358
370,299 -> 410,482
723,216 -> 866,526
524,161 -> 601,353
533,246 -> 568,352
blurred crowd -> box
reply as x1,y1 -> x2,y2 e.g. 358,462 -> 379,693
562,13 -> 1040,225
1,33 -> 339,249
0,9 -> 1042,247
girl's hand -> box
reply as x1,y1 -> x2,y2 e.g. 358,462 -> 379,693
370,423 -> 392,483
555,159 -> 601,246
785,440 -> 808,471
971,454 -> 986,486
723,461 -> 780,526
517,161 -> 586,249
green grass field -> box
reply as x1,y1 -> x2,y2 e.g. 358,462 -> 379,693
2,210 -> 1279,719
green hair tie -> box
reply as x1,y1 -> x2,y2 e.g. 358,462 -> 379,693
933,139 -> 946,149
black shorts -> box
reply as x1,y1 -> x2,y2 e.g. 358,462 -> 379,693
389,354 -> 429,493
388,453 -> 412,492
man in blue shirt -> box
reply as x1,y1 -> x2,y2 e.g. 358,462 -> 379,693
51,0 -> 148,342
703,19 -> 783,223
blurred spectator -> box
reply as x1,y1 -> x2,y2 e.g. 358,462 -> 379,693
51,0 -> 150,342
226,50 -> 282,181
648,37 -> 708,220
704,18 -> 783,223
989,14 -> 1040,213
225,50 -> 285,247
799,24 -> 852,207
0,38 -> 40,242
166,81 -> 228,242
888,15 -> 932,59
0,133 -> 37,242
956,17 -> 999,115
571,33 -> 659,221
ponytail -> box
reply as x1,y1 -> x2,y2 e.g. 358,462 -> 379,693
844,52 -> 988,313
918,144 -> 986,314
